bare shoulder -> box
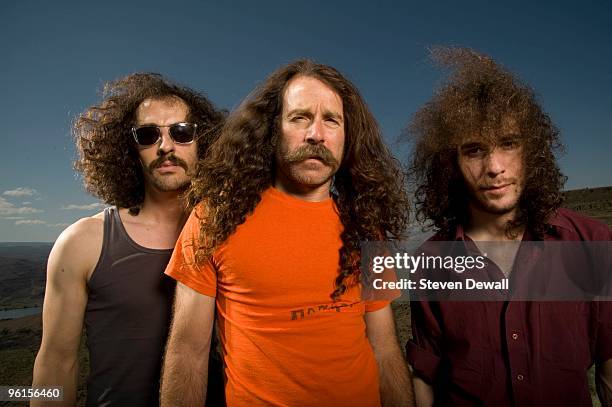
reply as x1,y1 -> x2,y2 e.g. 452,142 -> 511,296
49,212 -> 105,281
56,212 -> 104,249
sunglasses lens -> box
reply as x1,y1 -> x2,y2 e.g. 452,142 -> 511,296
170,123 -> 196,143
134,126 -> 161,146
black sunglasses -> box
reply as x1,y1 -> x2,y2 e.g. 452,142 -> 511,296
131,122 -> 198,146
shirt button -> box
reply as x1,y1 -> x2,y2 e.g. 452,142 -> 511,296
517,374 -> 524,381
512,333 -> 519,340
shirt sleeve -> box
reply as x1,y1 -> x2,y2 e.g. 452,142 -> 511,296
595,301 -> 612,363
594,222 -> 612,362
364,299 -> 390,312
165,207 -> 217,298
405,300 -> 442,385
363,259 -> 400,312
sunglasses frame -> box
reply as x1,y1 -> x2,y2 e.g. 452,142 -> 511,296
131,122 -> 198,146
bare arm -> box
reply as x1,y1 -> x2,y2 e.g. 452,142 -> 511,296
365,305 -> 415,407
598,359 -> 612,407
160,282 -> 215,406
412,376 -> 434,407
32,218 -> 102,406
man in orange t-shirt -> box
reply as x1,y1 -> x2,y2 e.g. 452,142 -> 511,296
161,60 -> 414,406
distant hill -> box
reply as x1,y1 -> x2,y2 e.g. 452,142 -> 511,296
0,187 -> 609,311
563,186 -> 612,225
0,243 -> 50,309
0,257 -> 46,309
0,242 -> 52,262
0,314 -> 89,406
0,187 -> 609,312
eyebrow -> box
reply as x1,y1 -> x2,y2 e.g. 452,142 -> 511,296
459,142 -> 486,150
498,133 -> 521,141
286,108 -> 343,121
286,108 -> 313,118
323,110 -> 343,121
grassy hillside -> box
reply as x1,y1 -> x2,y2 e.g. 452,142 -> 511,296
0,314 -> 89,406
0,258 -> 46,309
564,186 -> 612,225
0,243 -> 50,310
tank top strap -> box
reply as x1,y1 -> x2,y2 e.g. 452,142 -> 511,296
88,206 -> 130,286
107,206 -> 132,249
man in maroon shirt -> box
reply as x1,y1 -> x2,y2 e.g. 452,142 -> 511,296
405,47 -> 612,405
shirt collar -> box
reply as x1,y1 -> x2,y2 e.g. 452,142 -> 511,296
546,210 -> 574,232
453,223 -> 468,241
452,209 -> 571,242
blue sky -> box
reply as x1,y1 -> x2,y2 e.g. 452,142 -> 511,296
1,0 -> 610,242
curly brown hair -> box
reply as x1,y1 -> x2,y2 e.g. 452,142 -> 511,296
73,73 -> 225,212
187,59 -> 410,299
408,47 -> 566,238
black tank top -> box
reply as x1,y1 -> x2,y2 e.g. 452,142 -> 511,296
84,207 -> 175,406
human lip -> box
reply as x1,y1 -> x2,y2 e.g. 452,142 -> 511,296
481,184 -> 512,192
156,161 -> 181,172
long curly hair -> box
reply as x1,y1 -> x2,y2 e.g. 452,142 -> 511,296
187,59 -> 410,299
408,47 -> 566,238
73,73 -> 225,212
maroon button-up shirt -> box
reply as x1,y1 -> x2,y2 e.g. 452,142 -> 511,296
406,209 -> 612,406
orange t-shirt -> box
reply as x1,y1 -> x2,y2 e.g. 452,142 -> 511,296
165,187 -> 388,406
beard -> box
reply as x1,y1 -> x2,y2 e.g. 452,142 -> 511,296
145,172 -> 191,192
275,143 -> 340,188
468,182 -> 522,215
144,153 -> 192,192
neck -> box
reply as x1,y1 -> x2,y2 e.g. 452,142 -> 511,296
464,204 -> 524,241
273,173 -> 332,202
136,187 -> 188,226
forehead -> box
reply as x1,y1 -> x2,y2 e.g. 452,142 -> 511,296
282,76 -> 343,114
457,115 -> 521,146
135,96 -> 189,124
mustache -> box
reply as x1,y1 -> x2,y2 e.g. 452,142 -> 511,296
149,153 -> 189,172
283,144 -> 339,168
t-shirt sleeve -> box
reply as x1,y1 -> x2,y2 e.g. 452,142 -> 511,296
165,207 -> 217,298
405,300 -> 442,385
364,299 -> 390,312
363,257 -> 400,312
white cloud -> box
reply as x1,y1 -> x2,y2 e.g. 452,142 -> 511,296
22,201 -> 32,205
61,203 -> 105,211
0,197 -> 44,216
2,216 -> 25,220
15,219 -> 46,225
3,187 -> 38,197
47,222 -> 70,228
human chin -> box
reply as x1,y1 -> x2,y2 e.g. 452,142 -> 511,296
147,172 -> 191,192
285,162 -> 334,188
474,191 -> 520,215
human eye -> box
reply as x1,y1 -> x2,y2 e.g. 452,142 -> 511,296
461,144 -> 486,158
499,137 -> 520,150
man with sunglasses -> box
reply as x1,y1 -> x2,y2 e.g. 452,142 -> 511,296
32,73 -> 225,406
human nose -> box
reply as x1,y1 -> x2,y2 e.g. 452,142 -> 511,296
157,128 -> 175,155
305,118 -> 325,144
484,148 -> 505,177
